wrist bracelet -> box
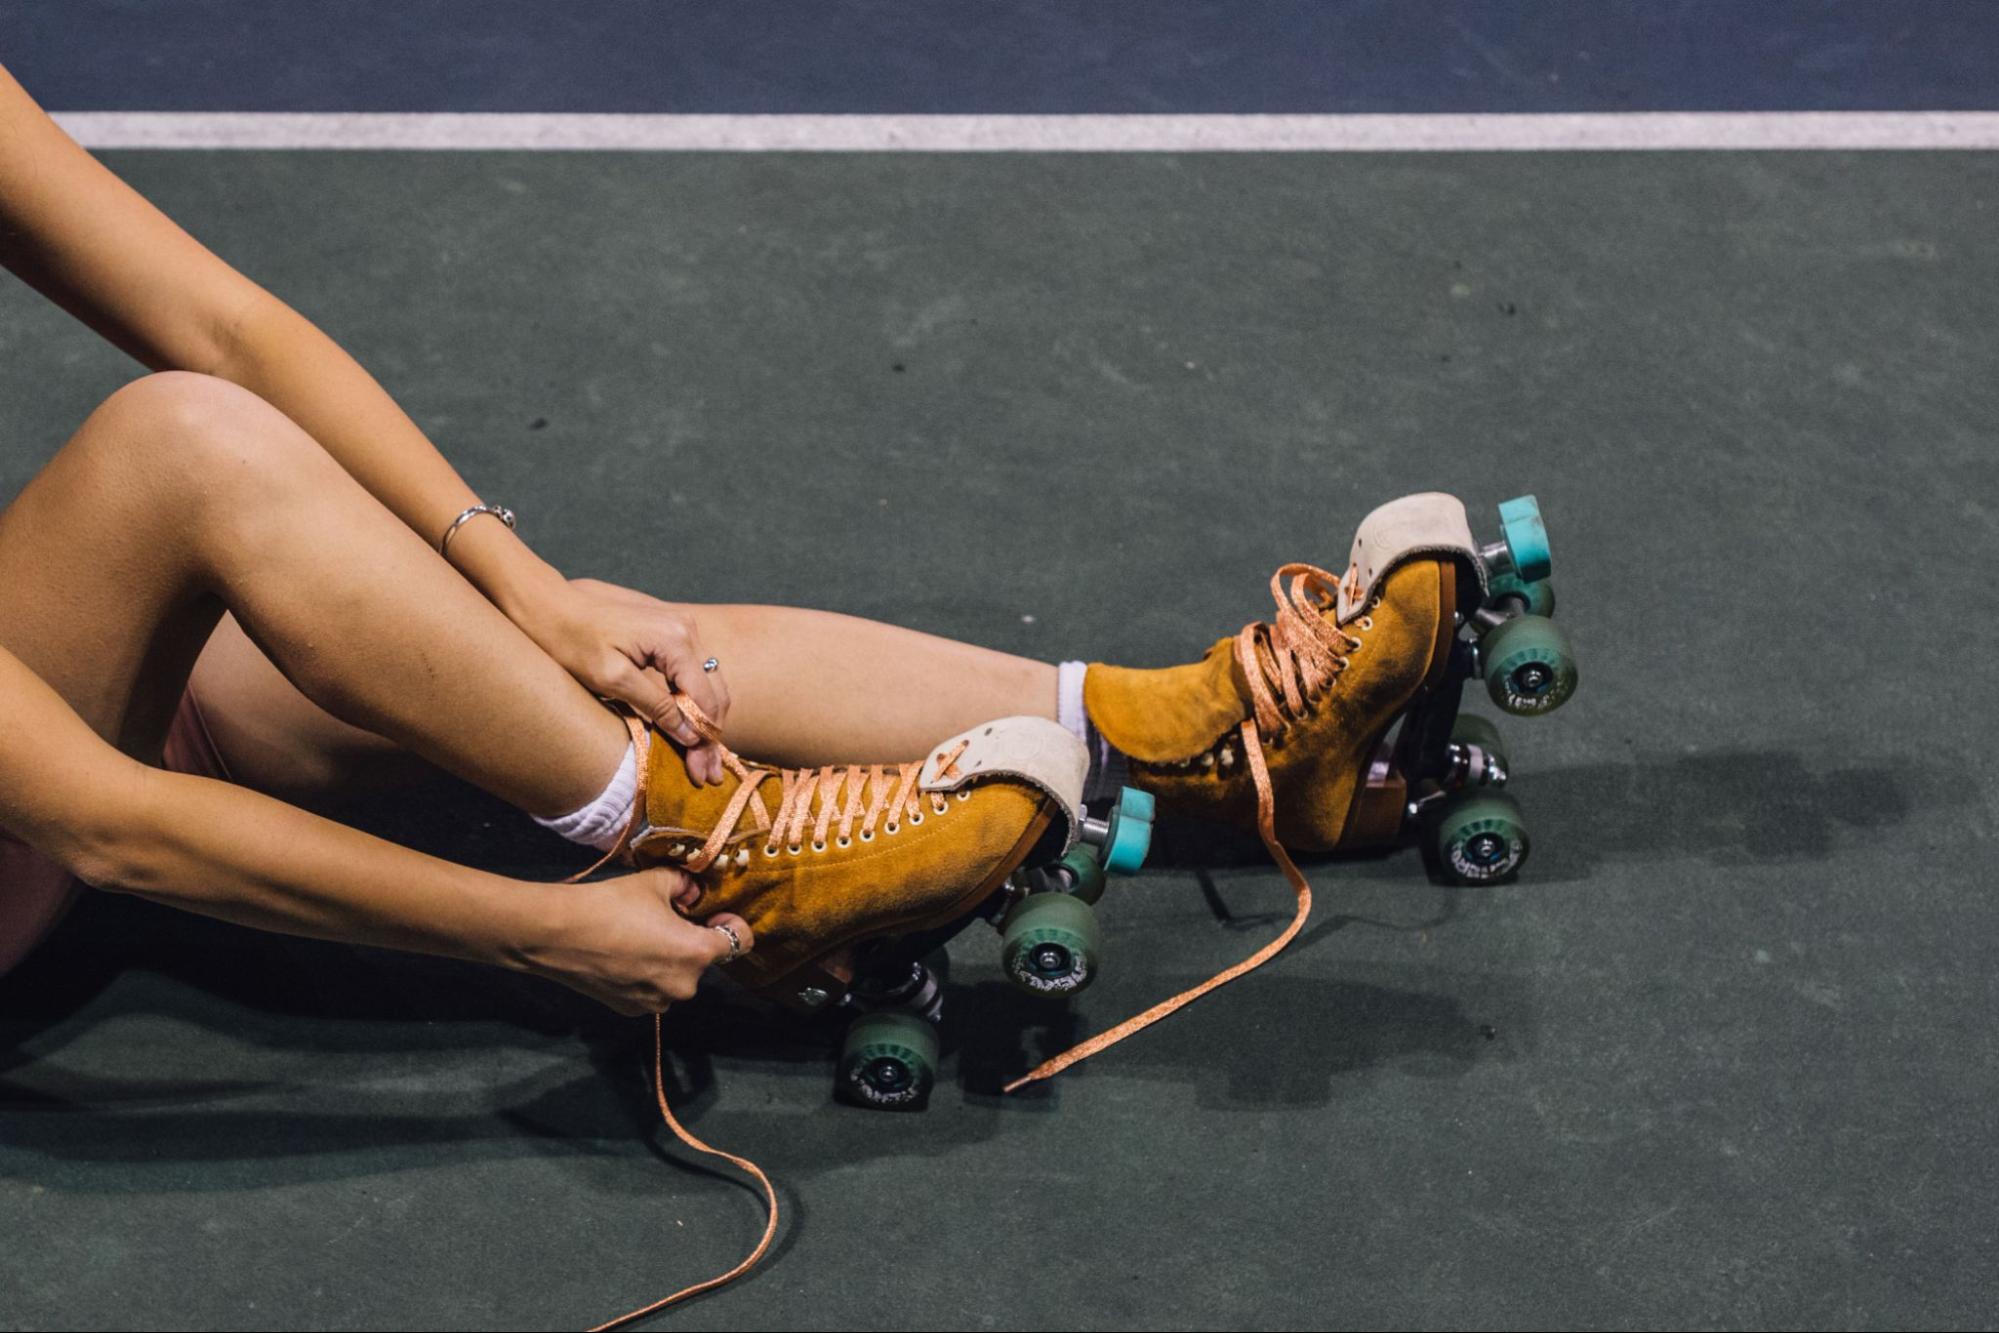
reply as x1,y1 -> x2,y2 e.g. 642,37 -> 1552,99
439,503 -> 517,557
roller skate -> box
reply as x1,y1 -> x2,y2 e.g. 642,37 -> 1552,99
1086,492 -> 1575,880
612,711 -> 1154,1108
1006,493 -> 1576,1089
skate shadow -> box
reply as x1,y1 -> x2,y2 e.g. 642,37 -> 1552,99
1131,743 -> 1952,887
0,881 -> 1512,1185
1513,745 -> 1951,883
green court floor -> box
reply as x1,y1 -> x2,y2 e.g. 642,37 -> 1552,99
3,151 -> 1995,1329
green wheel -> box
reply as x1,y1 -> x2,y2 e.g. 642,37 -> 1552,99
1497,495 -> 1552,582
1485,570 -> 1556,618
1433,791 -> 1531,884
1481,613 -> 1578,715
1001,893 -> 1103,997
1449,714 -> 1509,771
838,1011 -> 939,1110
1057,846 -> 1108,905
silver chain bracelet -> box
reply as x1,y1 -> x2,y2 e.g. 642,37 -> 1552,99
439,503 -> 516,557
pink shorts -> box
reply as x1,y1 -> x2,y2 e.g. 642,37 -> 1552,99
0,686 -> 231,976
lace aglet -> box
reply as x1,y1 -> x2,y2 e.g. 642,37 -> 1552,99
1002,1068 -> 1052,1095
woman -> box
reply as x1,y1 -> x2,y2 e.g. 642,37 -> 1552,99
0,54 -> 1460,1071
0,57 -> 1492,1316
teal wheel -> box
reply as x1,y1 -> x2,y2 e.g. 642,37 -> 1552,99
837,1011 -> 939,1110
1001,893 -> 1103,996
1485,570 -> 1555,618
1497,495 -> 1552,582
1098,787 -> 1154,875
1481,613 -> 1578,715
1056,846 -> 1108,905
1449,714 -> 1509,772
1433,791 -> 1531,884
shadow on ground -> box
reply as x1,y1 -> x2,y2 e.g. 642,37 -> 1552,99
0,742 -> 1954,1189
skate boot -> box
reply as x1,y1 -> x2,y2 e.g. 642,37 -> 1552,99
1084,491 -> 1575,865
1006,493 -> 1577,1090
615,711 -> 1101,1012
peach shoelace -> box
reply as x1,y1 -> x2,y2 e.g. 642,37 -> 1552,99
1002,562 -> 1366,1091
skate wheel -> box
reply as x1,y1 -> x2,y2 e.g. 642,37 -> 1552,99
1449,713 -> 1509,772
1001,893 -> 1102,997
837,1011 -> 939,1110
1485,570 -> 1556,618
1481,613 -> 1578,715
1497,495 -> 1552,583
1433,791 -> 1531,884
1057,846 -> 1108,905
1098,787 -> 1154,875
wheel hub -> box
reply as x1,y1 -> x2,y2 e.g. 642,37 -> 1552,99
864,1058 -> 913,1093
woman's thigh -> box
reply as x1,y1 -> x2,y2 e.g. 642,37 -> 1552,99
0,378 -> 225,757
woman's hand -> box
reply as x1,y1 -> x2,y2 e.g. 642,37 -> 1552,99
512,577 -> 733,785
523,867 -> 752,1016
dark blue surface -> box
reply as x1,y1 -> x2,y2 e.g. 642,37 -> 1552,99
1,0 -> 1994,114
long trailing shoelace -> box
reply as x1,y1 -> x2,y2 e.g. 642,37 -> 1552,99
1003,562 -> 1370,1092
571,703 -> 971,1329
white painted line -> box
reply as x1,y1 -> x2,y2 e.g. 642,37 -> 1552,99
50,111 -> 1999,152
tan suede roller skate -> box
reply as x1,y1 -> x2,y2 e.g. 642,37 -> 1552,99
1006,493 -> 1577,1090
601,709 -> 1153,1109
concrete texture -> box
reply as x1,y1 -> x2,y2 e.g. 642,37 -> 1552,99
1,150 -> 1996,1329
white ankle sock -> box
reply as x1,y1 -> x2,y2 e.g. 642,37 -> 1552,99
1056,660 -> 1091,746
533,741 -> 639,852
1058,660 -> 1131,804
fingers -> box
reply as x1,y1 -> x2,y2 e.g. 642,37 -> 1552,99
639,613 -> 725,728
608,659 -> 703,749
629,615 -> 733,786
701,911 -> 754,964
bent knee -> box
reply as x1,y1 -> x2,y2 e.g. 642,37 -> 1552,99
75,372 -> 327,503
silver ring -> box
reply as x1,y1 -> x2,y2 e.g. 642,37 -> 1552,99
702,657 -> 720,673
710,922 -> 743,961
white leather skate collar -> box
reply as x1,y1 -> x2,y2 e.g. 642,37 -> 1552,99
1336,491 -> 1485,622
919,716 -> 1087,852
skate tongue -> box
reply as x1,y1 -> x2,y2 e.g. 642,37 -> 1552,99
1002,718 -> 1312,1092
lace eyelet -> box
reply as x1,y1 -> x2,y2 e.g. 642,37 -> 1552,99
763,844 -> 780,858
1360,615 -> 1375,631
908,812 -> 924,826
860,830 -> 875,842
956,790 -> 971,802
811,840 -> 827,853
787,844 -> 803,856
836,836 -> 852,848
885,822 -> 900,835
931,797 -> 948,815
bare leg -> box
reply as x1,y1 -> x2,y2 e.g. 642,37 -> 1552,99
632,604 -> 1056,766
194,596 -> 1062,792
0,373 -> 628,818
